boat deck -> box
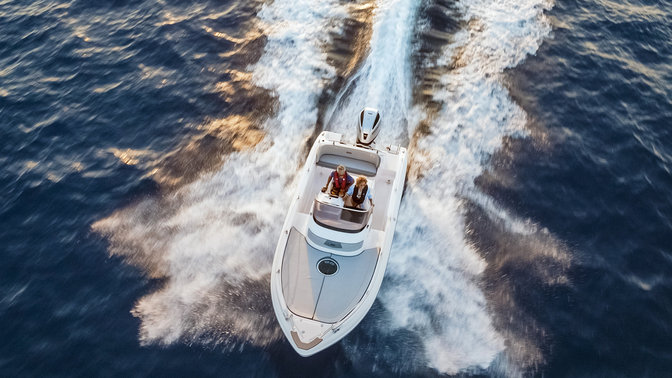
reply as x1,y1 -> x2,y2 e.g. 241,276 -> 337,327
281,227 -> 379,323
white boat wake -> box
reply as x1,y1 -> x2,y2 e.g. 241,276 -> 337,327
377,0 -> 556,373
94,0 -> 349,348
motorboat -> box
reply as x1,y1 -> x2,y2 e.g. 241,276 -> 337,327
270,107 -> 407,356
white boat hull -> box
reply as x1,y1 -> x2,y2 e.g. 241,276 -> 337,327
271,130 -> 407,356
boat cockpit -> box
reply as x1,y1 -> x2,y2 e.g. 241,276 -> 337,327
310,143 -> 379,233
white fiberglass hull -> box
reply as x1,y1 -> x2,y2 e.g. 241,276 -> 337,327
271,131 -> 406,356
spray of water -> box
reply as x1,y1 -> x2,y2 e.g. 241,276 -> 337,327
93,0 -> 349,347
380,0 -> 556,373
325,0 -> 421,146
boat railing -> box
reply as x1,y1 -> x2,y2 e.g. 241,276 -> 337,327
312,198 -> 372,233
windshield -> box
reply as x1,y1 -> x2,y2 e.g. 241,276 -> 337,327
312,200 -> 371,233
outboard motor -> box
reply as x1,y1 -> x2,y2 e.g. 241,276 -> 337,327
357,107 -> 381,145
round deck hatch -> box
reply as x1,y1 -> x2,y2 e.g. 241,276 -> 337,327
317,258 -> 339,275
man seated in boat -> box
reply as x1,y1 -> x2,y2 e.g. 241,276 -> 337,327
344,176 -> 374,210
321,165 -> 354,197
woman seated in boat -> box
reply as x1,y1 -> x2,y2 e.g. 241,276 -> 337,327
344,176 -> 374,210
322,165 -> 354,197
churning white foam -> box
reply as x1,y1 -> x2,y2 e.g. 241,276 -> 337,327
94,0 -> 348,347
325,0 -> 421,145
368,0 -> 554,374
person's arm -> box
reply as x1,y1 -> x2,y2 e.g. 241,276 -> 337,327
343,186 -> 354,207
344,185 -> 354,198
346,174 -> 354,189
322,174 -> 332,192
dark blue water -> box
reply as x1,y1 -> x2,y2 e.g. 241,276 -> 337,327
496,0 -> 672,375
1,0 -> 671,376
